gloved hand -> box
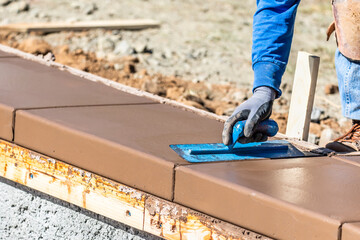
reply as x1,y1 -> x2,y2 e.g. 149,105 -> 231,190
222,86 -> 276,145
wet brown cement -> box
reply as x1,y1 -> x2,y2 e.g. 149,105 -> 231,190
174,156 -> 360,240
0,50 -> 18,58
342,222 -> 360,240
0,57 -> 155,141
14,104 -> 223,200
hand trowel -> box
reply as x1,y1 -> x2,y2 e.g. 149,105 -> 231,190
170,119 -> 304,163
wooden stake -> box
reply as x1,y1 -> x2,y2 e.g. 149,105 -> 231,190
0,19 -> 161,33
286,51 -> 320,141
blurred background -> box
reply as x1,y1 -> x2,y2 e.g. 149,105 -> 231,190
0,0 -> 345,144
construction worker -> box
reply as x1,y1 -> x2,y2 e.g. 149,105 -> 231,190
222,0 -> 360,152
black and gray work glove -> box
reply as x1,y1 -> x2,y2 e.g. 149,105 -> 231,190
222,86 -> 276,145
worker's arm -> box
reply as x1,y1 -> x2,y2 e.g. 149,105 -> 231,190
223,0 -> 301,145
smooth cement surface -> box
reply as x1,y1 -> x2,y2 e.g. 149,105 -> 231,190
2,50 -> 360,240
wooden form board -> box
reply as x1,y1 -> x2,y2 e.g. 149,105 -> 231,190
0,139 -> 271,240
0,19 -> 161,33
286,51 -> 320,141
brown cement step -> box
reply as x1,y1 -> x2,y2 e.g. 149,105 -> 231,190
0,57 -> 154,141
342,222 -> 360,240
174,157 -> 360,240
14,104 -> 223,200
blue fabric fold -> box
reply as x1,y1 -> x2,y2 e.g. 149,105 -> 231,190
252,0 -> 301,97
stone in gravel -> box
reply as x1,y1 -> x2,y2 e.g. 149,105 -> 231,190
8,0 -> 29,13
308,133 -> 319,145
184,90 -> 204,105
97,37 -> 115,53
324,84 -> 339,95
223,106 -> 236,116
42,52 -> 56,62
146,57 -> 160,66
162,48 -> 173,59
84,3 -> 98,15
319,128 -> 340,147
192,48 -> 208,59
215,104 -> 235,116
309,122 -> 321,137
124,62 -> 136,74
114,63 -> 124,71
134,43 -> 148,54
166,87 -> 184,100
224,89 -> 248,104
178,98 -> 207,111
0,0 -> 14,6
114,40 -> 134,55
203,100 -> 220,113
142,79 -> 161,95
18,38 -> 51,55
339,117 -> 352,130
311,107 -> 324,123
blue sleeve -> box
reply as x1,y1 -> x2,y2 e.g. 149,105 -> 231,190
252,0 -> 301,97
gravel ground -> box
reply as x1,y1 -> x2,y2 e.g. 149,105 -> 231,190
0,177 -> 160,240
0,0 -> 337,92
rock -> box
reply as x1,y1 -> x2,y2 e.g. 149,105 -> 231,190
84,3 -> 98,15
179,99 -> 207,111
166,87 -> 184,100
141,79 -> 165,95
190,48 -> 208,59
97,37 -> 115,53
146,57 -> 159,66
214,104 -> 235,116
224,89 -> 248,104
139,69 -> 148,76
71,1 -> 98,15
18,38 -> 52,55
8,1 -> 29,13
311,107 -> 324,123
71,2 -> 82,9
223,106 -> 236,116
42,52 -> 55,62
309,122 -> 321,137
338,117 -> 352,131
163,49 -> 173,59
271,112 -> 288,133
114,40 -> 134,55
203,100 -> 220,113
114,63 -> 124,71
124,62 -> 136,74
321,118 -> 341,130
319,128 -> 340,147
183,90 -> 204,105
134,43 -> 150,54
308,133 -> 319,145
324,84 -> 339,95
0,0 -> 14,6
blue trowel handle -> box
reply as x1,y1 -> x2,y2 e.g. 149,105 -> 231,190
232,119 -> 279,143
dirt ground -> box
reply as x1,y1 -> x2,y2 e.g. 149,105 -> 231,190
0,0 -> 352,144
